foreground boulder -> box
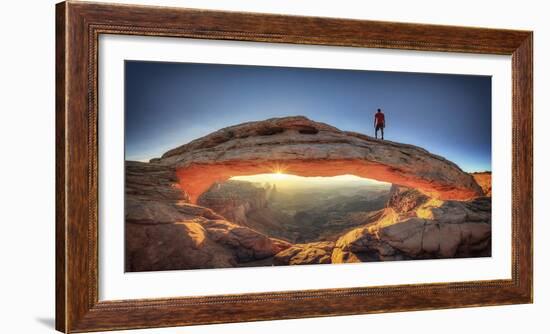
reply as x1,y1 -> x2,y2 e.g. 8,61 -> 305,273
154,116 -> 482,202
126,217 -> 292,271
126,221 -> 236,271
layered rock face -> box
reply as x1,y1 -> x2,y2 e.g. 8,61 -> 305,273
197,180 -> 269,225
153,116 -> 482,203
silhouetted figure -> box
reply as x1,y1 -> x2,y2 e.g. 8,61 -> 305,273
374,108 -> 385,140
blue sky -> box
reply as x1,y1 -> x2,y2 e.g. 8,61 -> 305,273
125,61 -> 491,172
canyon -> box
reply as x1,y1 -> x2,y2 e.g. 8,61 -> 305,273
125,116 -> 491,272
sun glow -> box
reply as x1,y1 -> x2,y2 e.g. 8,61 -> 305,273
272,172 -> 289,180
230,173 -> 390,189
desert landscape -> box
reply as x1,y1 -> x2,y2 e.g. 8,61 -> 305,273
125,116 -> 491,272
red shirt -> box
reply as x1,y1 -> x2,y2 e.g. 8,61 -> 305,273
375,112 -> 385,126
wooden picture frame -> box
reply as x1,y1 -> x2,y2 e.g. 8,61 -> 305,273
56,1 -> 533,332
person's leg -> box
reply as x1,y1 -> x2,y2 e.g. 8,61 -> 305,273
381,127 -> 384,140
375,126 -> 379,138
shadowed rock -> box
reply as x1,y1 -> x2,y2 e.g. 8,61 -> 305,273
125,217 -> 293,271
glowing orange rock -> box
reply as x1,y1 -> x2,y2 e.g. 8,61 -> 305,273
153,116 -> 483,203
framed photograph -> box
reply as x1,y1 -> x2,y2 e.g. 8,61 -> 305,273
56,1 -> 532,332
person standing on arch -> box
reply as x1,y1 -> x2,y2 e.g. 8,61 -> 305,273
374,108 -> 386,140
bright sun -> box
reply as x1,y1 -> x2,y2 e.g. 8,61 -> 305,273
272,172 -> 289,180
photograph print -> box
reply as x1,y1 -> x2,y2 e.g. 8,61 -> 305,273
124,61 -> 492,272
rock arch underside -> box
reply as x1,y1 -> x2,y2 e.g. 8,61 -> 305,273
125,116 -> 492,272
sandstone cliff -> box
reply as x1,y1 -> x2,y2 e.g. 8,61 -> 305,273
125,162 -> 291,271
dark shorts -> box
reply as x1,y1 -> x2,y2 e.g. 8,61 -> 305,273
375,124 -> 384,130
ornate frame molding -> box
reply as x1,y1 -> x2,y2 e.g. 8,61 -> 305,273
56,1 -> 532,332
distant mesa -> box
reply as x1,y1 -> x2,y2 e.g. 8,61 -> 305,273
152,116 -> 483,203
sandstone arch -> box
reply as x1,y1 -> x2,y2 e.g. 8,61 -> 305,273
154,116 -> 483,203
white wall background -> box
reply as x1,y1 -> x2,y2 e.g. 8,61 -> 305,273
0,0 -> 546,333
